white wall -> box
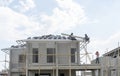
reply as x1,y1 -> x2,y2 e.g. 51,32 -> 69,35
27,41 -> 79,66
57,43 -> 70,65
10,48 -> 26,69
28,70 -> 76,76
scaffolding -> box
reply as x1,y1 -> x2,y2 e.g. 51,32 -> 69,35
0,49 -> 9,76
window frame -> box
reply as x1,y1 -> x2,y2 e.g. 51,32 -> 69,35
47,48 -> 56,63
19,54 -> 26,63
32,48 -> 39,63
71,48 -> 77,63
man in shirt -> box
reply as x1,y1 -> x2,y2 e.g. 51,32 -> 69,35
95,51 -> 99,64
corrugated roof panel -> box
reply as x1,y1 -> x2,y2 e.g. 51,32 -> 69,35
27,34 -> 77,40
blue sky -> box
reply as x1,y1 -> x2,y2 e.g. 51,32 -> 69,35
0,0 -> 120,70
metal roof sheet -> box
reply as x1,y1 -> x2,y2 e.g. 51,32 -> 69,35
27,34 -> 77,40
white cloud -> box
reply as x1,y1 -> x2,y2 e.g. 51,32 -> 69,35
89,32 -> 120,55
40,0 -> 87,33
0,0 -> 13,6
0,7 -> 43,41
16,0 -> 36,12
0,0 -> 88,41
0,0 -> 36,12
0,0 -> 88,40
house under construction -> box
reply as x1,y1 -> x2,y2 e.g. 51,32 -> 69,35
1,33 -> 120,76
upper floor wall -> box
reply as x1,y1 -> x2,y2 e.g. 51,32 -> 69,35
10,40 -> 81,71
10,48 -> 26,71
26,41 -> 80,65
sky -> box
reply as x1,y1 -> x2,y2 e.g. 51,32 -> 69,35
0,0 -> 120,70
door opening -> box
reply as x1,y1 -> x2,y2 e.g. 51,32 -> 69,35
60,73 -> 64,76
35,73 -> 51,76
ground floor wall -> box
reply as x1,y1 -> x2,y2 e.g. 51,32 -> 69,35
28,70 -> 76,76
11,69 -> 120,76
10,69 -> 76,76
10,72 -> 26,76
93,68 -> 120,76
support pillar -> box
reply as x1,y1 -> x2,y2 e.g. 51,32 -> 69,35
98,69 -> 101,76
55,42 -> 58,76
92,70 -> 95,76
108,69 -> 111,76
56,68 -> 58,76
69,69 -> 71,76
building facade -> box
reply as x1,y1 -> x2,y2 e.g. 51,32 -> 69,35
8,34 -> 88,76
2,34 -> 120,76
91,47 -> 120,76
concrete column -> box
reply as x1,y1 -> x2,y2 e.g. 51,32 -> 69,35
26,43 -> 29,76
55,42 -> 58,76
78,42 -> 80,65
116,69 -> 120,76
25,54 -> 29,76
92,70 -> 95,76
108,69 -> 111,76
27,70 -> 31,76
98,69 -> 101,76
69,69 -> 71,76
56,68 -> 58,76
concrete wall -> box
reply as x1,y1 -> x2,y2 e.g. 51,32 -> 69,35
11,72 -> 26,76
10,48 -> 26,69
11,73 -> 19,76
10,41 -> 80,68
57,43 -> 69,65
28,70 -> 76,76
10,41 -> 80,76
91,56 -> 120,76
27,41 -> 79,66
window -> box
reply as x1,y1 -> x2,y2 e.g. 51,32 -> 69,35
32,48 -> 38,63
47,48 -> 56,63
19,54 -> 26,63
71,48 -> 76,63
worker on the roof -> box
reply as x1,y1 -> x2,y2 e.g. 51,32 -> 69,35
69,33 -> 76,40
95,51 -> 100,64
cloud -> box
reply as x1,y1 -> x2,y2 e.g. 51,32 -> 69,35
0,0 -> 36,12
40,0 -> 87,33
89,32 -> 120,55
0,7 -> 43,41
0,0 -> 88,41
18,0 -> 36,12
0,0 -> 13,6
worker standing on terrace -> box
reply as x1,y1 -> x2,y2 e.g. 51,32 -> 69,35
95,51 -> 100,64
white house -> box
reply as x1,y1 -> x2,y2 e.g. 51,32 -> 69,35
2,34 -> 120,76
5,34 -> 92,76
